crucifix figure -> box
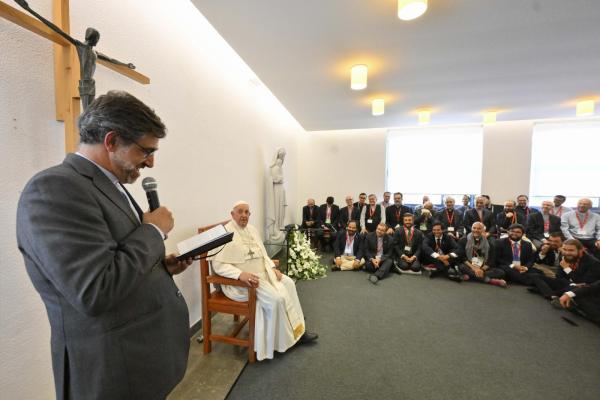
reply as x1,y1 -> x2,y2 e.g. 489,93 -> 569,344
15,0 -> 136,109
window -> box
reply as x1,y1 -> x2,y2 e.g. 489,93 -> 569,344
386,125 -> 483,206
529,120 -> 600,208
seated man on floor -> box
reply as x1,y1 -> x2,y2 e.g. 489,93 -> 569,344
464,196 -> 496,237
360,194 -> 386,233
552,194 -> 571,218
414,201 -> 436,235
385,192 -> 412,234
332,220 -> 364,271
560,198 -> 600,258
527,201 -> 561,250
393,213 -> 424,274
531,239 -> 600,300
365,223 -> 395,284
422,222 -> 461,281
493,223 -> 540,285
496,200 -> 525,237
212,201 -> 318,361
559,279 -> 600,326
339,195 -> 360,230
532,232 -> 563,278
456,222 -> 507,287
438,196 -> 464,240
516,194 -> 538,220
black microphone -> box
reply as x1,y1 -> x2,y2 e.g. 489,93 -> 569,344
141,177 -> 160,211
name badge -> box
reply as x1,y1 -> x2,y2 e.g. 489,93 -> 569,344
326,218 -> 331,224
472,257 -> 483,267
512,261 -> 521,267
577,229 -> 585,235
419,223 -> 427,231
447,227 -> 455,232
395,224 -> 400,229
367,219 -> 373,224
543,232 -> 549,238
404,245 -> 412,252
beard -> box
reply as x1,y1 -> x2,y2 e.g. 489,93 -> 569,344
112,151 -> 143,184
563,254 -> 578,263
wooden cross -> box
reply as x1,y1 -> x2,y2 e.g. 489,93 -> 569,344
0,0 -> 150,153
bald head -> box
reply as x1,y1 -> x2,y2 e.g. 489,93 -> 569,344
577,198 -> 593,213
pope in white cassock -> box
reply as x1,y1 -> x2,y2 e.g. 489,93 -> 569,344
212,201 -> 318,360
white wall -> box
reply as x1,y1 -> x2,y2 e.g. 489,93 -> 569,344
0,1 -> 303,398
296,122 -> 537,215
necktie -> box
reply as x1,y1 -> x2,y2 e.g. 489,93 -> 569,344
118,183 -> 144,222
436,238 -> 441,252
512,241 -> 520,261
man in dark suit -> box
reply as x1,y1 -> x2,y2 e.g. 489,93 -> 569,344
339,195 -> 360,230
527,200 -> 561,249
354,192 -> 368,231
438,196 -> 464,240
365,223 -> 395,284
496,200 -> 526,236
360,194 -> 385,233
16,91 -> 192,400
414,201 -> 437,236
516,194 -> 539,220
393,213 -> 424,274
531,239 -> 600,299
332,220 -> 364,271
532,232 -> 563,278
301,198 -> 321,247
464,195 -> 496,237
493,223 -> 540,285
385,192 -> 412,234
318,196 -> 340,251
559,279 -> 600,325
422,223 -> 461,280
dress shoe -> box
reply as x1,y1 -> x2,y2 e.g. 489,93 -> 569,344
368,275 -> 379,285
393,265 -> 403,275
331,265 -> 341,272
299,331 -> 319,344
489,279 -> 507,288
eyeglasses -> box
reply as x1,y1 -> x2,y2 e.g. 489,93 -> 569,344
130,140 -> 158,159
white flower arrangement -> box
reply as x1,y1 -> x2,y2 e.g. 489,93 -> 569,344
286,225 -> 327,280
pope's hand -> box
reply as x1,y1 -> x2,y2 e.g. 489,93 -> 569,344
239,272 -> 259,288
273,268 -> 283,281
164,254 -> 193,275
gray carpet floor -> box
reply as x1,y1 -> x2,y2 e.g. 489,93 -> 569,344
227,255 -> 600,400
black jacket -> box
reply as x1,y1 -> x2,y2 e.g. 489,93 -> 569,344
385,205 -> 413,230
364,232 -> 393,261
393,226 -> 424,260
493,238 -> 535,269
422,233 -> 459,264
333,230 -> 363,259
464,208 -> 496,235
526,213 -> 561,241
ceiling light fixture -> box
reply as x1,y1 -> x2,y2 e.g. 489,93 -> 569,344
483,111 -> 497,124
350,64 -> 368,90
398,0 -> 428,21
372,99 -> 385,116
418,110 -> 430,124
576,100 -> 595,117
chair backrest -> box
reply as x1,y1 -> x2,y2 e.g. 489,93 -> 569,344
198,220 -> 230,297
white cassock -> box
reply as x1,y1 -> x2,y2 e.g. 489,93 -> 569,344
212,220 -> 305,360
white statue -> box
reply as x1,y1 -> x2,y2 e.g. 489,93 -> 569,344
265,148 -> 287,244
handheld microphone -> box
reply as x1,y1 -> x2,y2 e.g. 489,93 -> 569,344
141,177 -> 160,211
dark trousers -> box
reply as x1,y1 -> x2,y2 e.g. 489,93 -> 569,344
499,265 -> 542,285
365,258 -> 394,280
398,258 -> 421,272
428,260 -> 460,277
575,297 -> 600,324
458,264 -> 505,283
531,275 -> 571,298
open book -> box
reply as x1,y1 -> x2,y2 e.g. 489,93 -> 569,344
176,224 -> 234,260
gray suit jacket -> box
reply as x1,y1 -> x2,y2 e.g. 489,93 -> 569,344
17,154 -> 189,400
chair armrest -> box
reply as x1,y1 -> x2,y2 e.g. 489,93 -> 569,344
207,275 -> 247,287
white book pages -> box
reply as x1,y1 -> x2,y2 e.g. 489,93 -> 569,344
177,224 -> 227,255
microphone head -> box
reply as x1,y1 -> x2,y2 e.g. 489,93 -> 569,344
141,177 -> 158,192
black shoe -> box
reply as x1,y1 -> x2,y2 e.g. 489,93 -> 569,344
331,265 -> 341,271
299,331 -> 319,344
368,275 -> 379,285
393,265 -> 403,275
448,273 -> 462,283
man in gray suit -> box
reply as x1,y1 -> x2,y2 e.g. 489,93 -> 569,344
17,91 -> 193,399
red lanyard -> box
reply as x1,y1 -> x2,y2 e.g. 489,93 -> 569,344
395,208 -> 401,220
556,206 -> 562,217
346,234 -> 355,248
369,206 -> 376,218
543,219 -> 549,231
477,210 -> 483,222
575,212 -> 589,230
510,212 -> 516,224
446,209 -> 454,225
404,227 -> 414,245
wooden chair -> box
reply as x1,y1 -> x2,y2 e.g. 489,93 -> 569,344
199,221 -> 279,363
